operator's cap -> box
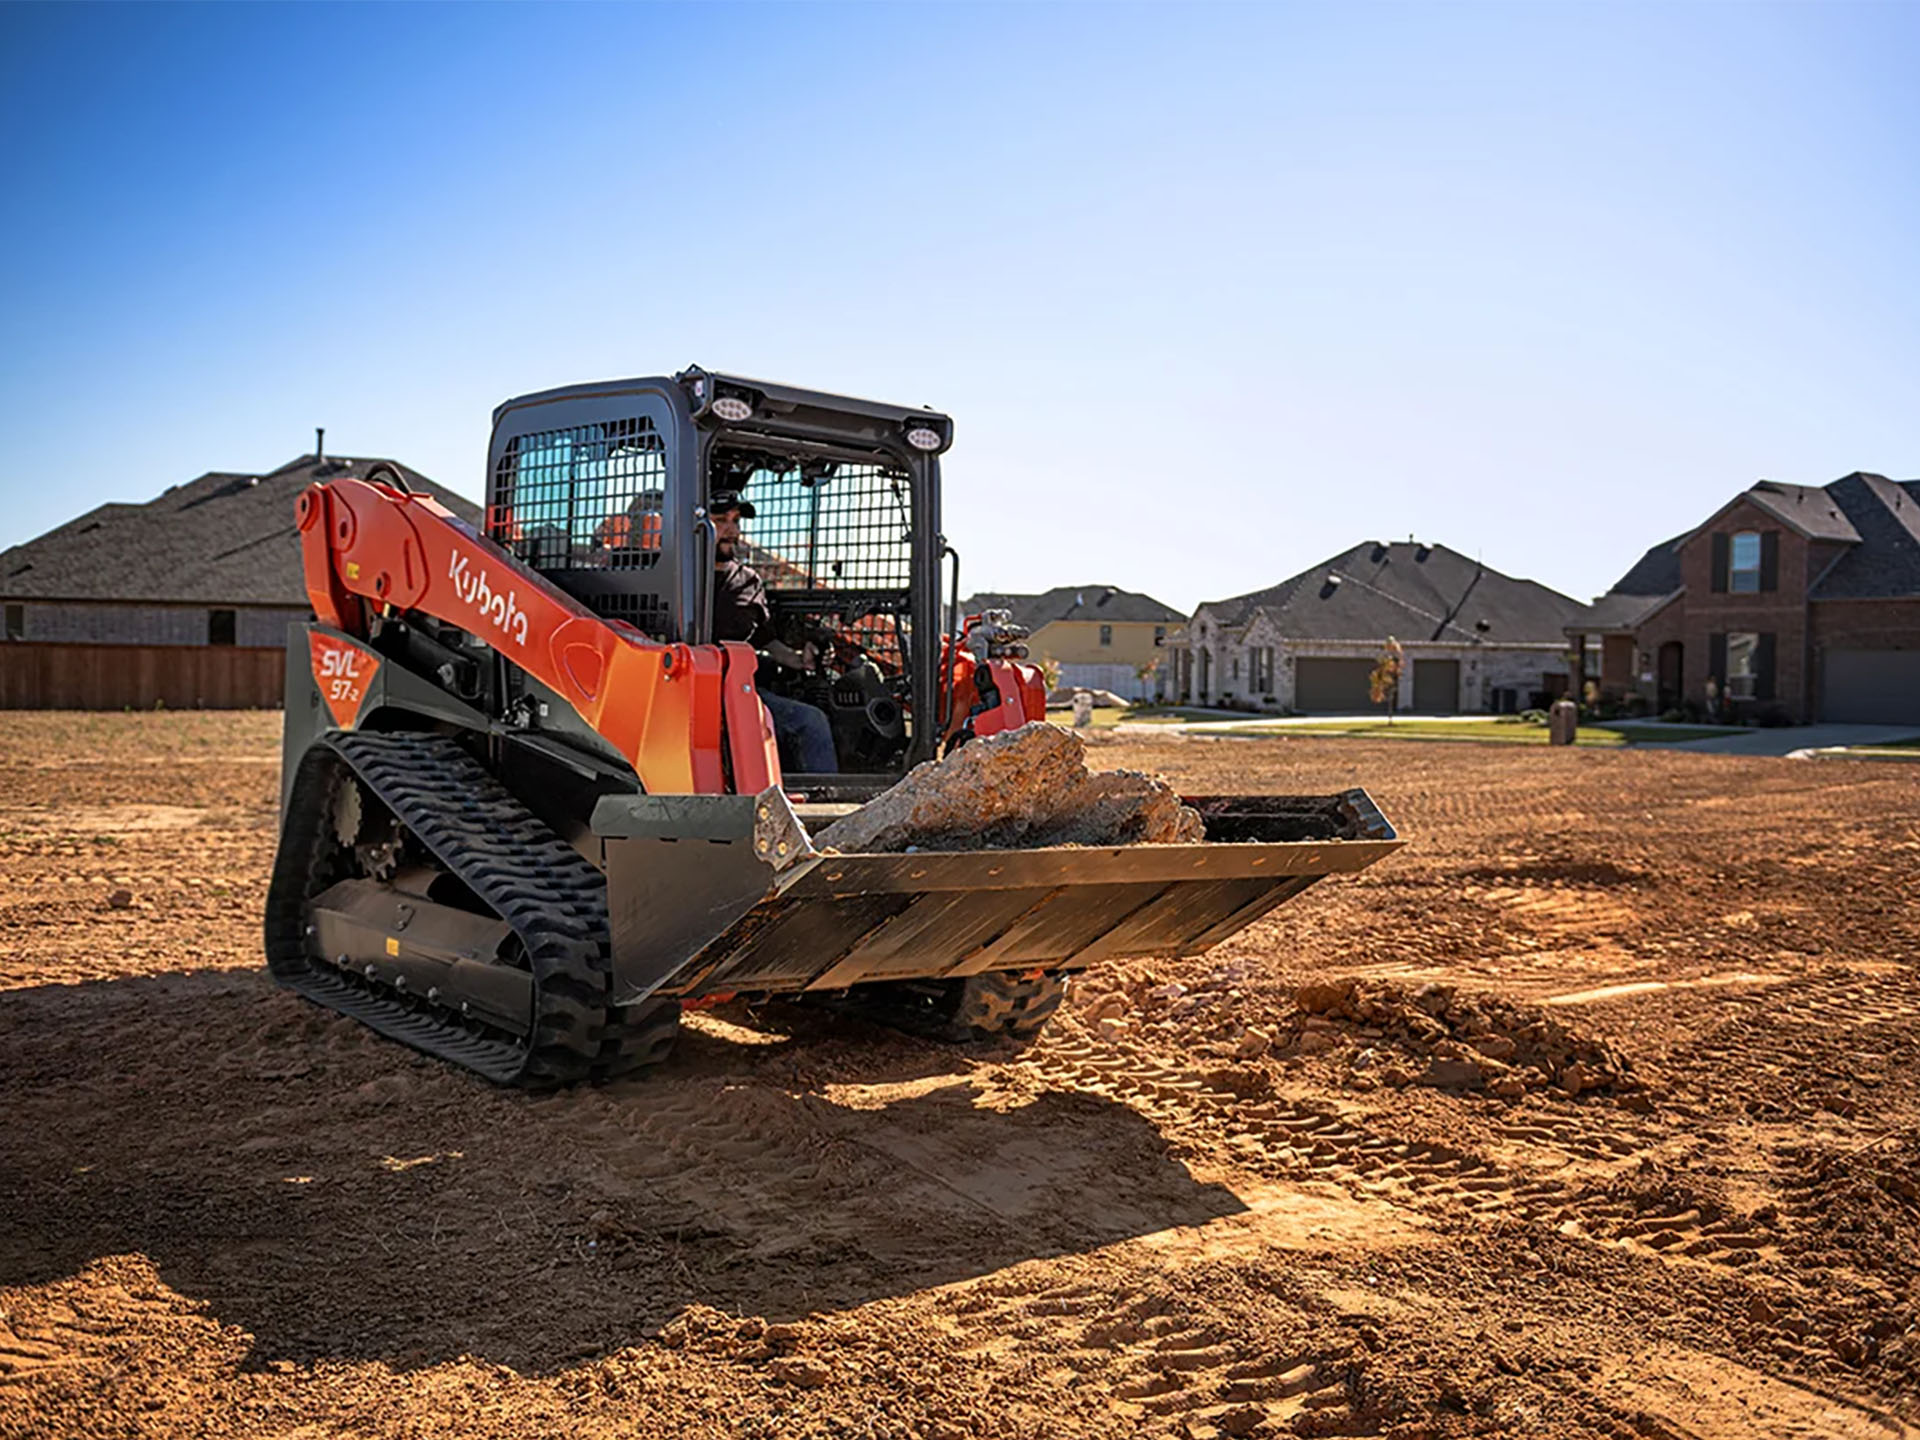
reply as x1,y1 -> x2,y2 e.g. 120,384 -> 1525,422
709,490 -> 756,518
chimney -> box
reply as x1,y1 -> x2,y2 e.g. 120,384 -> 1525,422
315,427 -> 325,465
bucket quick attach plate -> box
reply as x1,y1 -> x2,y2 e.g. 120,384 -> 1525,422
596,788 -> 1400,1006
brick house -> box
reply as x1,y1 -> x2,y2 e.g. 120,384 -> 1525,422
959,586 -> 1182,700
1569,473 -> 1920,724
1173,542 -> 1584,713
0,451 -> 476,708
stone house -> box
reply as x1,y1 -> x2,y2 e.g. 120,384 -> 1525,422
1172,542 -> 1583,713
958,586 -> 1182,701
1570,473 -> 1920,723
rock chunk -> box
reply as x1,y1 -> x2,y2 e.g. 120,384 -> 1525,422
813,722 -> 1202,854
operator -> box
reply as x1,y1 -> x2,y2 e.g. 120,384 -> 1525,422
708,490 -> 840,774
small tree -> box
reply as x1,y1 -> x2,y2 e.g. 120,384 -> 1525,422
1037,656 -> 1062,693
1134,655 -> 1161,705
1369,637 -> 1404,724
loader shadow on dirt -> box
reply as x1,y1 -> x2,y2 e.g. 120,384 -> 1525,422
0,970 -> 1247,1374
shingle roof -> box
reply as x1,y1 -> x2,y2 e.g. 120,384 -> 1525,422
1571,473 -> 1920,629
1810,472 -> 1920,599
0,456 -> 480,606
1607,534 -> 1686,596
1194,542 -> 1583,645
1575,590 -> 1678,633
1568,534 -> 1685,633
959,585 -> 1184,630
1744,480 -> 1861,542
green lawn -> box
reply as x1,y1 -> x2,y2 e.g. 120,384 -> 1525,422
1044,704 -> 1262,729
1230,719 -> 1628,746
1039,708 -> 1754,746
1114,705 -> 1265,723
1589,722 -> 1748,743
1223,718 -> 1746,747
1045,706 -> 1131,728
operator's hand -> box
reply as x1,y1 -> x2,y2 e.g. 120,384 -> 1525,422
763,639 -> 812,671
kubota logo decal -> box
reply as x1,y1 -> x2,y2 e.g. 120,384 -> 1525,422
447,552 -> 529,647
308,632 -> 379,730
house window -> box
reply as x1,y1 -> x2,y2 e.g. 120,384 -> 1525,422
208,609 -> 237,646
1726,632 -> 1759,699
1231,657 -> 1240,680
1153,625 -> 1166,646
1730,532 -> 1762,593
1099,624 -> 1112,647
4,604 -> 22,642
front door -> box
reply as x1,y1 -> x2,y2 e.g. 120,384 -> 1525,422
1657,641 -> 1683,713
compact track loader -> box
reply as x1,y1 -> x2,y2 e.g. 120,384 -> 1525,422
265,368 -> 1402,1084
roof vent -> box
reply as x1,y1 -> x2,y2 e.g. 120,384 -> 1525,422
315,427 -> 325,465
1319,574 -> 1343,599
1475,619 -> 1492,633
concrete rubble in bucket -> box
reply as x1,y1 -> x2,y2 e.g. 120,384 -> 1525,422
812,722 -> 1204,855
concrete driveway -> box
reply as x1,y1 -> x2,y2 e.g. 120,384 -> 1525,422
1619,722 -> 1920,756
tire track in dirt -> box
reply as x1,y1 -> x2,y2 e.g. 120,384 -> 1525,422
1672,969 -> 1920,1123
937,1273 -> 1357,1436
1018,1031 -> 1799,1275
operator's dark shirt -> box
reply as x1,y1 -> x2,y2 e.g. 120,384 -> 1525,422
712,559 -> 772,648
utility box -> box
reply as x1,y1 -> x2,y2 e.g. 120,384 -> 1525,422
1072,691 -> 1094,728
1548,697 -> 1578,746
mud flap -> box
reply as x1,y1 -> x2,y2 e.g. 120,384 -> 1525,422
598,788 -> 1401,1007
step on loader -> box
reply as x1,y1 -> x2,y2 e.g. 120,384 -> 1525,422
265,368 -> 1402,1084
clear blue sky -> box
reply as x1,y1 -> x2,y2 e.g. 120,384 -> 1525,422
3,1 -> 1915,611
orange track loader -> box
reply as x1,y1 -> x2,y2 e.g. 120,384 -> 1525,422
265,368 -> 1401,1083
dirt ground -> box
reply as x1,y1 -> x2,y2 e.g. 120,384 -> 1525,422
3,713 -> 1918,1439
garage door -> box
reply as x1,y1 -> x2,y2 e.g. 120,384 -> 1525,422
1411,659 -> 1460,713
1822,649 -> 1920,724
1294,658 -> 1377,712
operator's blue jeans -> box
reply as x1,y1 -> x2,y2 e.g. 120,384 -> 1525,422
762,691 -> 839,773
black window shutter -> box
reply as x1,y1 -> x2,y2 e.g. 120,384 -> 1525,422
1710,533 -> 1729,593
1756,633 -> 1775,700
1760,531 -> 1779,591
1709,633 -> 1728,685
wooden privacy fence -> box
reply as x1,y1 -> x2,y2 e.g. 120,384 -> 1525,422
0,644 -> 285,710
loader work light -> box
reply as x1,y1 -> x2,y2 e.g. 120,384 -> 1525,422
905,426 -> 942,452
712,396 -> 753,422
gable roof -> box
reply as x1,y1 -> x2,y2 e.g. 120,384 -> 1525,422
1739,480 -> 1861,542
959,585 -> 1183,630
0,455 -> 480,607
1193,542 -> 1583,645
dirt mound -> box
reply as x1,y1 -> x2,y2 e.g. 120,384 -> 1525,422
814,722 -> 1202,853
1293,977 -> 1637,1100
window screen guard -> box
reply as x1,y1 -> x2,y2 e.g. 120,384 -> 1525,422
490,417 -> 668,575
733,459 -> 915,676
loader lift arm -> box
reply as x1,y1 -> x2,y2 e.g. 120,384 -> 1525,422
296,475 -> 777,796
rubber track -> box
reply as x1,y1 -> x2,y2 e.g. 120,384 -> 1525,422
264,731 -> 675,1086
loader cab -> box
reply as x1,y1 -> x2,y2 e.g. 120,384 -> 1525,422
486,367 -> 950,796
